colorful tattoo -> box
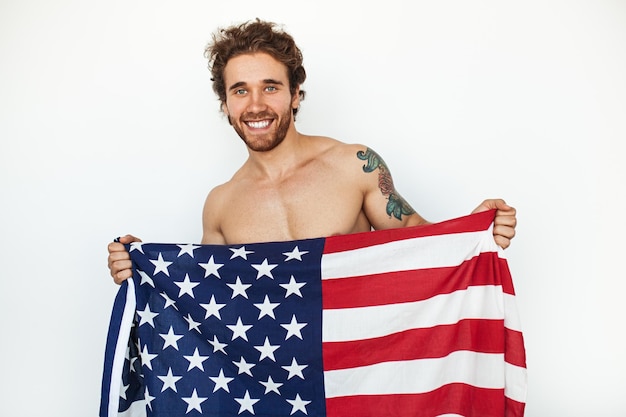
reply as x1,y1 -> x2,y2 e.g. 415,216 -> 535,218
357,148 -> 415,220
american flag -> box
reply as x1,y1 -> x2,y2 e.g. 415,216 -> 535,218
100,210 -> 527,417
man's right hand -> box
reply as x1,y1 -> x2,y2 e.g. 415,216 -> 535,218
107,234 -> 142,285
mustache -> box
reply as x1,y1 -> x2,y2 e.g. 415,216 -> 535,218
241,111 -> 277,120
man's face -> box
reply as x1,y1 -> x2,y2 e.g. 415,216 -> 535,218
222,52 -> 300,152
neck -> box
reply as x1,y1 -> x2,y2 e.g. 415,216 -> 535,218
245,127 -> 305,180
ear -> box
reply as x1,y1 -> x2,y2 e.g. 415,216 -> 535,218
291,86 -> 301,109
221,102 -> 229,116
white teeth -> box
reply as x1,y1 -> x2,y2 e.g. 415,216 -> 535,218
247,120 -> 270,129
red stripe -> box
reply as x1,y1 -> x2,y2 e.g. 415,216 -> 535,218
323,319 -> 505,371
505,328 -> 527,368
323,210 -> 497,254
322,252 -> 503,309
325,383 -> 507,417
498,257 -> 516,295
506,396 -> 527,417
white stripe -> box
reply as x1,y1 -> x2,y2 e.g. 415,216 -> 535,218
505,362 -> 528,403
108,279 -> 137,417
322,229 -> 496,279
323,285 -> 504,342
324,351 -> 505,398
118,399 -> 147,417
504,292 -> 523,332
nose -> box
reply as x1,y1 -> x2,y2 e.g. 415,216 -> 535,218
246,89 -> 267,113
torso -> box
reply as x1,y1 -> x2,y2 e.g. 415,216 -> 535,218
202,136 -> 373,244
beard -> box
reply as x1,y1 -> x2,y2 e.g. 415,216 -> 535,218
230,107 -> 293,152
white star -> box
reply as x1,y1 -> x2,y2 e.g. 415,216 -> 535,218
283,246 -> 309,261
234,390 -> 260,415
119,383 -> 129,400
144,387 -> 155,411
254,336 -> 280,362
280,276 -> 306,298
150,252 -> 172,276
208,335 -> 228,354
157,367 -> 182,392
232,356 -> 255,376
137,305 -> 158,327
254,295 -> 280,319
160,291 -> 177,309
282,357 -> 307,380
137,270 -> 154,287
129,242 -> 144,253
209,368 -> 234,393
252,258 -> 278,279
260,376 -> 283,395
199,255 -> 224,278
182,389 -> 207,414
281,315 -> 307,340
140,344 -> 158,370
227,317 -> 253,341
287,394 -> 312,415
200,295 -> 226,319
177,243 -> 200,257
183,313 -> 201,332
159,326 -> 183,350
227,276 -> 251,299
184,347 -> 209,371
229,246 -> 254,260
174,274 -> 200,298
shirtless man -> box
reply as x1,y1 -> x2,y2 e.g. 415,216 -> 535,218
108,19 -> 517,284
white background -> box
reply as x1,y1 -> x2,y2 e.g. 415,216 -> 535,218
1,1 -> 625,416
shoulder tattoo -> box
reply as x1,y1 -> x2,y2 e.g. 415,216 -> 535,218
356,148 -> 415,221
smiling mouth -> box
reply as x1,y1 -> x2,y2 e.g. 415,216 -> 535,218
245,120 -> 272,129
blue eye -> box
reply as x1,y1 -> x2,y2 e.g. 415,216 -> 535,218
266,86 -> 277,92
235,89 -> 247,95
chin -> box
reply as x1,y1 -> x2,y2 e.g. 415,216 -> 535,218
246,136 -> 285,152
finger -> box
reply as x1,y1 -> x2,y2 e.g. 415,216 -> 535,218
114,269 -> 133,285
109,259 -> 133,277
493,234 -> 511,250
108,251 -> 131,267
107,241 -> 126,254
494,214 -> 517,228
493,224 -> 516,240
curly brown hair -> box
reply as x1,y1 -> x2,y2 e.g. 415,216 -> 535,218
205,19 -> 307,117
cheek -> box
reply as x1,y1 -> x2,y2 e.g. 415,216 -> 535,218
223,101 -> 243,119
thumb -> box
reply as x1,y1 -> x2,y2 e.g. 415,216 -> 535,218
471,199 -> 511,214
116,234 -> 142,244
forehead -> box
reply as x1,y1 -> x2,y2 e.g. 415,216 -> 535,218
223,52 -> 289,86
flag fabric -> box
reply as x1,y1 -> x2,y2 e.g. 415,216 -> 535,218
100,210 -> 527,417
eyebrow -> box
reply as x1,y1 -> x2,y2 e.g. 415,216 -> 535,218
227,79 -> 285,92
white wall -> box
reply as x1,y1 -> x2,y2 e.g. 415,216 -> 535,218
1,1 -> 624,415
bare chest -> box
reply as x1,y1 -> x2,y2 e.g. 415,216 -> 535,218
218,172 -> 369,243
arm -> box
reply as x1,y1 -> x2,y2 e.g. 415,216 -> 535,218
201,187 -> 227,245
357,146 -> 430,230
356,146 -> 517,248
107,234 -> 141,285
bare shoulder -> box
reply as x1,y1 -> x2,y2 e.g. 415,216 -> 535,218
203,182 -> 227,207
201,181 -> 233,244
305,135 -> 369,167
